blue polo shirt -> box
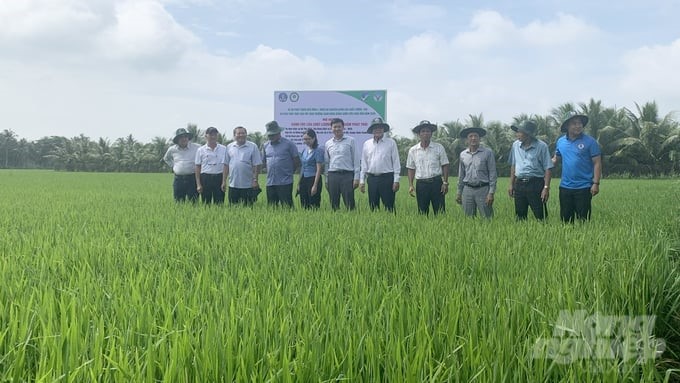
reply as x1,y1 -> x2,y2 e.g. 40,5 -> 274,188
555,133 -> 601,189
262,137 -> 299,186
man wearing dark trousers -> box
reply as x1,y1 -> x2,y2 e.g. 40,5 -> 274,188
162,128 -> 200,203
508,120 -> 553,220
359,117 -> 401,212
324,118 -> 360,211
195,127 -> 227,204
261,121 -> 300,208
222,126 -> 262,206
406,120 -> 450,215
552,111 -> 602,222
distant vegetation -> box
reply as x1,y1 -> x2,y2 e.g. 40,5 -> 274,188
2,100 -> 679,176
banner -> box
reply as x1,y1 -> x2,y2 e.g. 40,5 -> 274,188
273,90 -> 386,152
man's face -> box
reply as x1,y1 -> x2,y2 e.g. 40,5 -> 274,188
206,131 -> 218,143
234,128 -> 247,145
372,127 -> 384,140
177,135 -> 189,148
269,133 -> 281,142
331,122 -> 344,138
517,131 -> 529,144
567,118 -> 584,136
419,128 -> 432,142
467,132 -> 480,147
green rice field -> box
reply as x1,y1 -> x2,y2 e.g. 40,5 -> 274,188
0,170 -> 678,382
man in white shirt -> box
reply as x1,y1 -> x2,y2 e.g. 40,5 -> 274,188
222,126 -> 262,206
195,127 -> 227,204
406,120 -> 450,215
359,117 -> 400,212
162,128 -> 200,203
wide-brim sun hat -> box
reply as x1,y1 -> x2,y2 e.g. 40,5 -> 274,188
460,127 -> 487,138
173,128 -> 194,144
367,117 -> 390,133
510,120 -> 537,138
265,120 -> 284,136
412,120 -> 438,134
560,111 -> 588,133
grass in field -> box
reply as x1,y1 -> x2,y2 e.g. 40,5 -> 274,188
0,170 -> 678,382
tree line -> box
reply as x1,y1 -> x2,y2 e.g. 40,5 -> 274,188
2,100 -> 679,176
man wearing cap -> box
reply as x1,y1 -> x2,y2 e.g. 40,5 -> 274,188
359,117 -> 401,212
162,128 -> 200,203
406,120 -> 450,215
456,127 -> 497,218
324,118 -> 360,211
261,121 -> 300,208
508,120 -> 553,220
195,127 -> 227,204
222,126 -> 262,206
552,111 -> 602,222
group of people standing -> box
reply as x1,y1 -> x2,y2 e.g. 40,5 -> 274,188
162,111 -> 601,222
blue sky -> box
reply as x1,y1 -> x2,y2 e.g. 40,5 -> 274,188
1,0 -> 679,142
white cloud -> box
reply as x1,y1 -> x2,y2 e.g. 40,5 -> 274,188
453,10 -> 516,49
0,0 -> 106,54
620,38 -> 680,106
521,13 -> 600,45
97,1 -> 198,68
453,10 -> 600,49
0,0 -> 199,69
2,3 -> 674,144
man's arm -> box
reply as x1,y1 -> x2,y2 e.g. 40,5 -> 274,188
407,168 -> 415,197
162,148 -> 174,168
591,155 -> 602,196
440,164 -> 449,195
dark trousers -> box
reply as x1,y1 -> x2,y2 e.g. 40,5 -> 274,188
514,178 -> 547,220
228,187 -> 258,206
200,173 -> 224,204
416,178 -> 445,215
327,171 -> 355,211
173,175 -> 198,203
267,183 -> 294,208
559,187 -> 592,223
367,173 -> 396,212
299,176 -> 322,209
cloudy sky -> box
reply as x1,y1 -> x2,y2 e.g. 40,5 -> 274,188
2,0 -> 679,142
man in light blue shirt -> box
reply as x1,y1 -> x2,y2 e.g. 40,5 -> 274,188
324,118 -> 360,211
507,120 -> 553,220
222,126 -> 262,206
261,121 -> 300,208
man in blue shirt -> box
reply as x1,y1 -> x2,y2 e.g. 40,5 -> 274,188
261,121 -> 300,208
508,120 -> 553,220
553,111 -> 602,222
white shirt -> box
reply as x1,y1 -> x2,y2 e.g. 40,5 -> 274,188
163,143 -> 200,175
360,136 -> 401,183
195,143 -> 227,174
324,136 -> 360,180
405,141 -> 449,179
225,141 -> 262,188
